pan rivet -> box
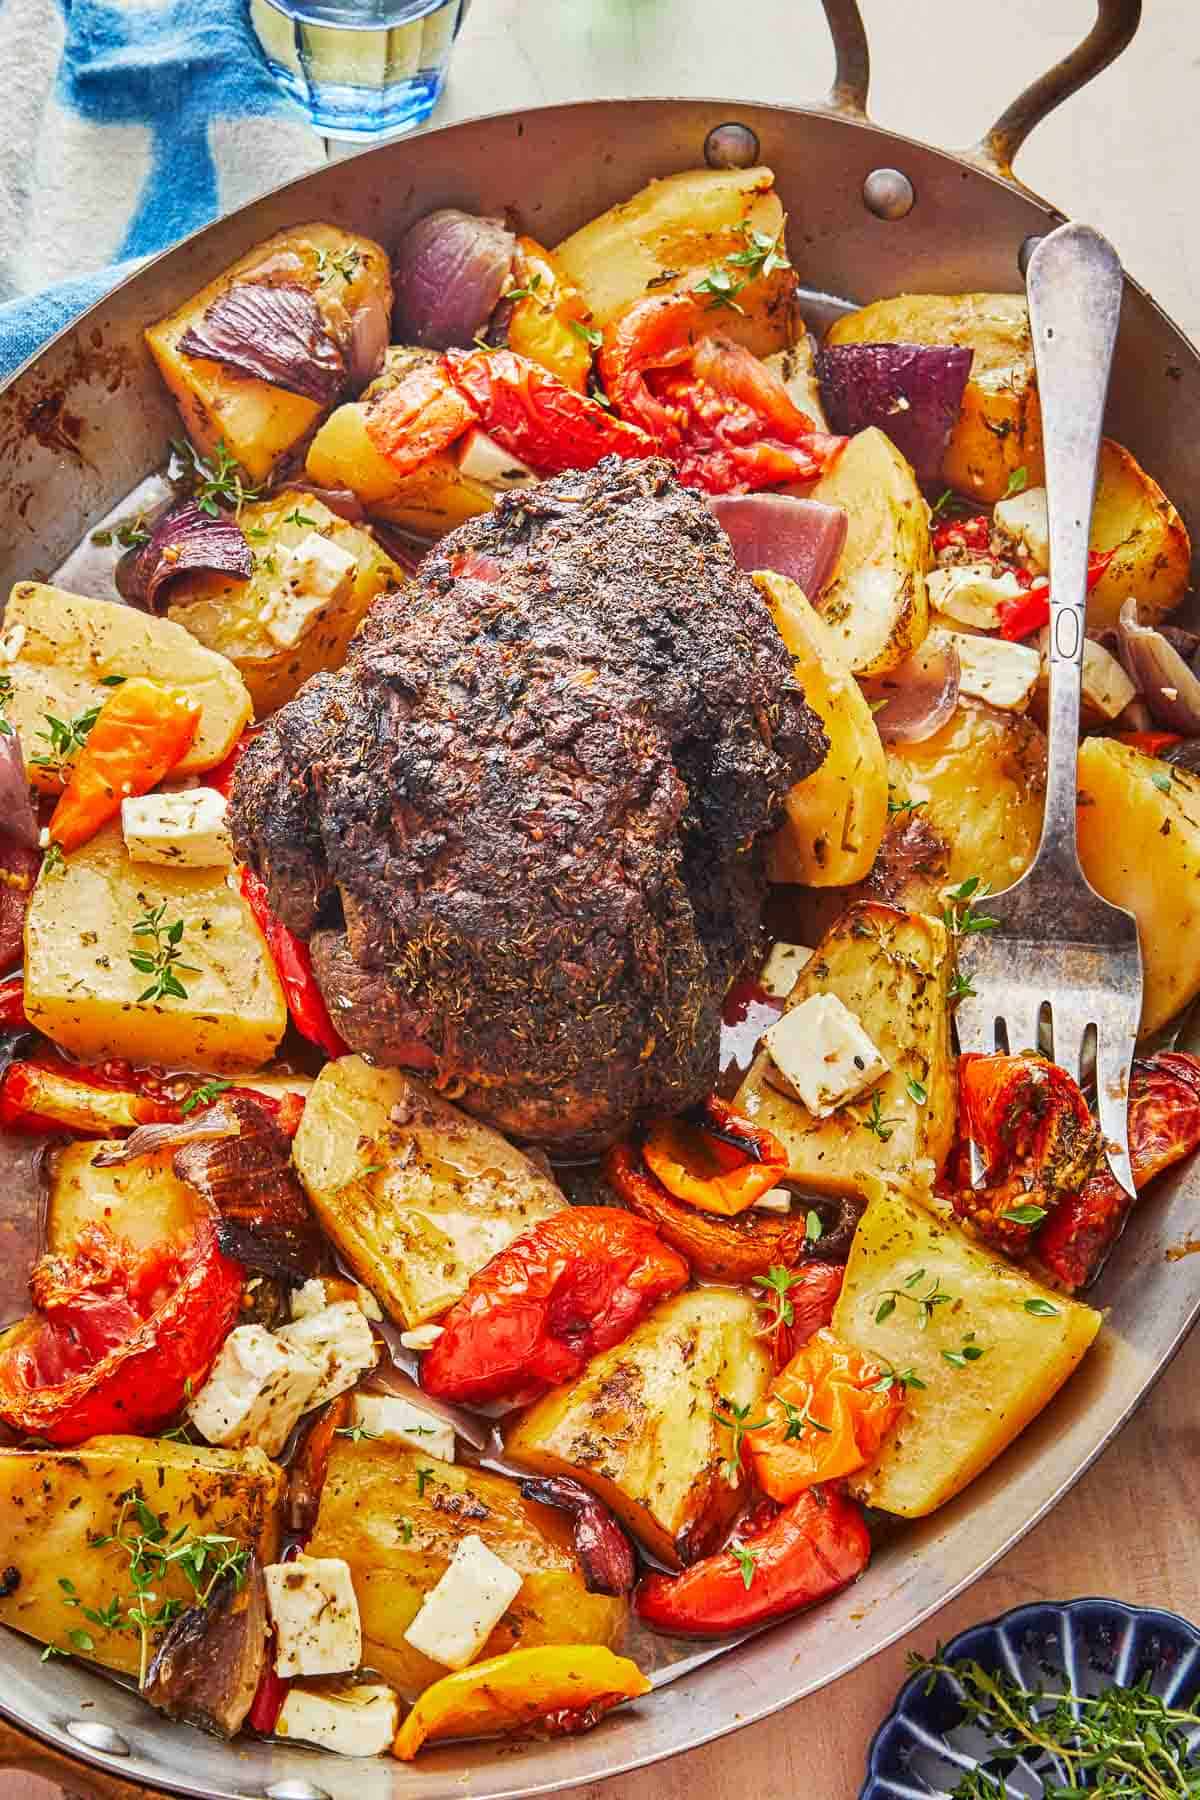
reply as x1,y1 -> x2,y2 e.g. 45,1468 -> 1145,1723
1018,233 -> 1045,276
704,122 -> 760,170
862,168 -> 915,220
265,1783 -> 332,1800
65,1720 -> 131,1755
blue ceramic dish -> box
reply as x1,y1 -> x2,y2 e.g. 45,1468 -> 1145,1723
861,1597 -> 1200,1797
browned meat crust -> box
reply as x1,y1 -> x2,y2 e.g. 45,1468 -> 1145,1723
231,457 -> 826,1153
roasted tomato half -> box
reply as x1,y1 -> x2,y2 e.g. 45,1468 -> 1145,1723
954,1053 -> 1103,1253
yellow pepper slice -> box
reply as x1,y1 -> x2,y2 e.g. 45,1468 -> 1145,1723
506,237 -> 594,393
392,1644 -> 651,1761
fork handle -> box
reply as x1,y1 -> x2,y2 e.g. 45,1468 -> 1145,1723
1025,223 -> 1124,880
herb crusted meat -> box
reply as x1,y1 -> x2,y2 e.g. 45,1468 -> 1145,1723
230,457 -> 827,1153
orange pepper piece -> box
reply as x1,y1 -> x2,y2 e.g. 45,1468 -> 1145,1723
365,359 -> 478,476
49,677 -> 201,853
641,1095 -> 788,1216
506,236 -> 594,393
392,1645 -> 651,1761
745,1327 -> 904,1501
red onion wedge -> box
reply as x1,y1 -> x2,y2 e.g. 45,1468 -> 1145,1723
92,1100 -> 239,1168
276,482 -> 366,524
392,209 -> 515,350
0,838 -> 40,975
709,494 -> 848,600
861,633 -> 961,744
173,1094 -> 323,1282
816,343 -> 974,487
178,282 -> 345,405
0,731 -> 38,851
1116,596 -> 1200,733
125,500 -> 253,612
346,296 -> 390,390
519,1475 -> 637,1596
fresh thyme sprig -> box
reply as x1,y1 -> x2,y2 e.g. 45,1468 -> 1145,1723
711,1395 -> 770,1487
751,1264 -> 805,1336
31,703 -> 101,775
942,875 -> 1000,937
129,901 -> 199,1003
874,1269 -> 954,1330
861,1092 -> 900,1142
169,439 -> 260,517
179,1077 -> 233,1116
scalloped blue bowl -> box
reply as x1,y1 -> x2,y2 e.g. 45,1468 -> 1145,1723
862,1598 -> 1200,1797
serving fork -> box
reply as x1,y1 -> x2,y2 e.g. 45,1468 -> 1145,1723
953,222 -> 1142,1195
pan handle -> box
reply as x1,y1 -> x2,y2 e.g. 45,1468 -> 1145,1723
818,0 -> 1142,181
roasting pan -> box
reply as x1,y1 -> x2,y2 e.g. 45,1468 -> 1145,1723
0,2 -> 1197,1794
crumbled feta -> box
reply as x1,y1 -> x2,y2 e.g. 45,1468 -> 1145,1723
1036,628 -> 1137,721
121,787 -> 233,869
351,1392 -> 455,1462
760,941 -> 814,999
399,1323 -> 444,1352
927,561 -> 1024,630
752,1187 -> 794,1214
935,628 -> 1040,712
276,1301 -> 378,1406
276,1682 -> 399,1757
264,1555 -> 362,1678
764,993 -> 889,1117
290,1278 -> 382,1322
403,1535 -> 523,1670
992,485 -> 1049,571
281,530 -> 358,601
188,1324 -> 320,1456
258,586 -> 329,651
456,428 -> 535,491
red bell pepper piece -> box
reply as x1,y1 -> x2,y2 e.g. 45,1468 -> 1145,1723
208,726 -> 264,799
366,359 -> 479,477
641,1095 -> 788,1216
444,347 -> 653,476
0,976 -> 28,1031
996,549 -> 1115,641
239,867 -> 348,1060
635,1487 -> 870,1636
1115,731 -> 1183,757
0,1060 -> 179,1136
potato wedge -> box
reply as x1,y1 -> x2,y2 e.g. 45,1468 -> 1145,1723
833,1184 -> 1100,1516
47,1141 -> 204,1254
24,822 -> 287,1070
764,338 -> 828,428
306,1440 -> 626,1699
0,1436 -> 284,1675
735,902 -> 956,1198
755,571 -> 887,885
1087,438 -> 1191,631
292,1055 -> 566,1327
827,292 -> 1043,501
305,399 -> 494,537
1076,737 -> 1200,1034
3,582 -> 252,794
553,165 -> 798,356
164,489 -> 403,715
146,223 -> 391,483
803,427 -> 931,677
505,1287 -> 772,1568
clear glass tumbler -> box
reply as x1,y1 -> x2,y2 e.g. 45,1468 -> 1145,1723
250,0 -> 467,141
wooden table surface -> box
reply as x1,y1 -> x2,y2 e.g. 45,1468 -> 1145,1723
2,0 -> 1199,1795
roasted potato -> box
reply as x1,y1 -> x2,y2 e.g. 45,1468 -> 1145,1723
164,489 -> 403,715
803,427 -> 931,677
735,902 -> 957,1198
146,223 -> 391,483
305,398 -> 494,537
553,165 -> 798,356
834,1184 -> 1101,1517
764,337 -> 828,427
1087,438 -> 1191,631
306,1440 -> 626,1699
505,1287 -> 772,1568
0,1436 -> 284,1675
47,1141 -> 204,1254
827,292 -> 1042,502
3,582 -> 252,795
755,571 -> 887,885
24,822 -> 287,1070
292,1055 -> 566,1327
1076,737 -> 1200,1034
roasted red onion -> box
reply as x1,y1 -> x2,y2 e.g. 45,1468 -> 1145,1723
519,1475 -> 636,1596
173,1094 -> 322,1282
125,500 -> 253,613
0,1131 -> 50,1331
0,732 -> 38,851
92,1101 -> 239,1169
0,838 -> 40,974
392,209 -> 515,350
346,298 -> 390,389
144,1555 -> 268,1738
816,343 -> 974,487
861,633 -> 961,743
709,494 -> 848,599
178,282 -> 345,405
279,481 -> 366,523
1115,596 -> 1200,733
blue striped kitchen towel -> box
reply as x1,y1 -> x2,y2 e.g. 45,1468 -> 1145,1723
0,0 -> 324,379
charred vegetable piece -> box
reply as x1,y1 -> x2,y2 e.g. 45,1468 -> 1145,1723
954,1054 -> 1103,1254
634,1487 -> 870,1638
392,1644 -> 651,1759
444,346 -> 653,475
517,1478 -> 637,1597
48,677 -> 201,854
744,1327 -> 903,1501
144,1554 -> 269,1739
816,342 -> 974,487
174,1091 -> 323,1283
640,1096 -> 787,1216
178,283 -> 345,406
1036,1052 -> 1200,1288
126,501 -> 253,613
0,1060 -> 177,1137
420,1207 -> 689,1406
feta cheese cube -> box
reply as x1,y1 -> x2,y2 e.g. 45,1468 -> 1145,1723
289,1277 -> 382,1323
935,629 -> 1040,712
760,941 -> 814,999
764,993 -> 889,1117
403,1534 -> 523,1670
456,428 -> 535,491
188,1324 -> 320,1456
992,485 -> 1050,571
258,585 -> 330,651
121,787 -> 233,869
927,562 -> 1024,630
752,1187 -> 794,1214
264,1556 -> 362,1678
289,1277 -> 329,1320
277,1301 -> 378,1407
399,1323 -> 444,1352
281,530 -> 358,601
276,1682 -> 399,1757
351,1392 -> 455,1462
1037,629 -> 1136,721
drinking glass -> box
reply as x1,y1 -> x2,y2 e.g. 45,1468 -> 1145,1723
250,0 -> 468,141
